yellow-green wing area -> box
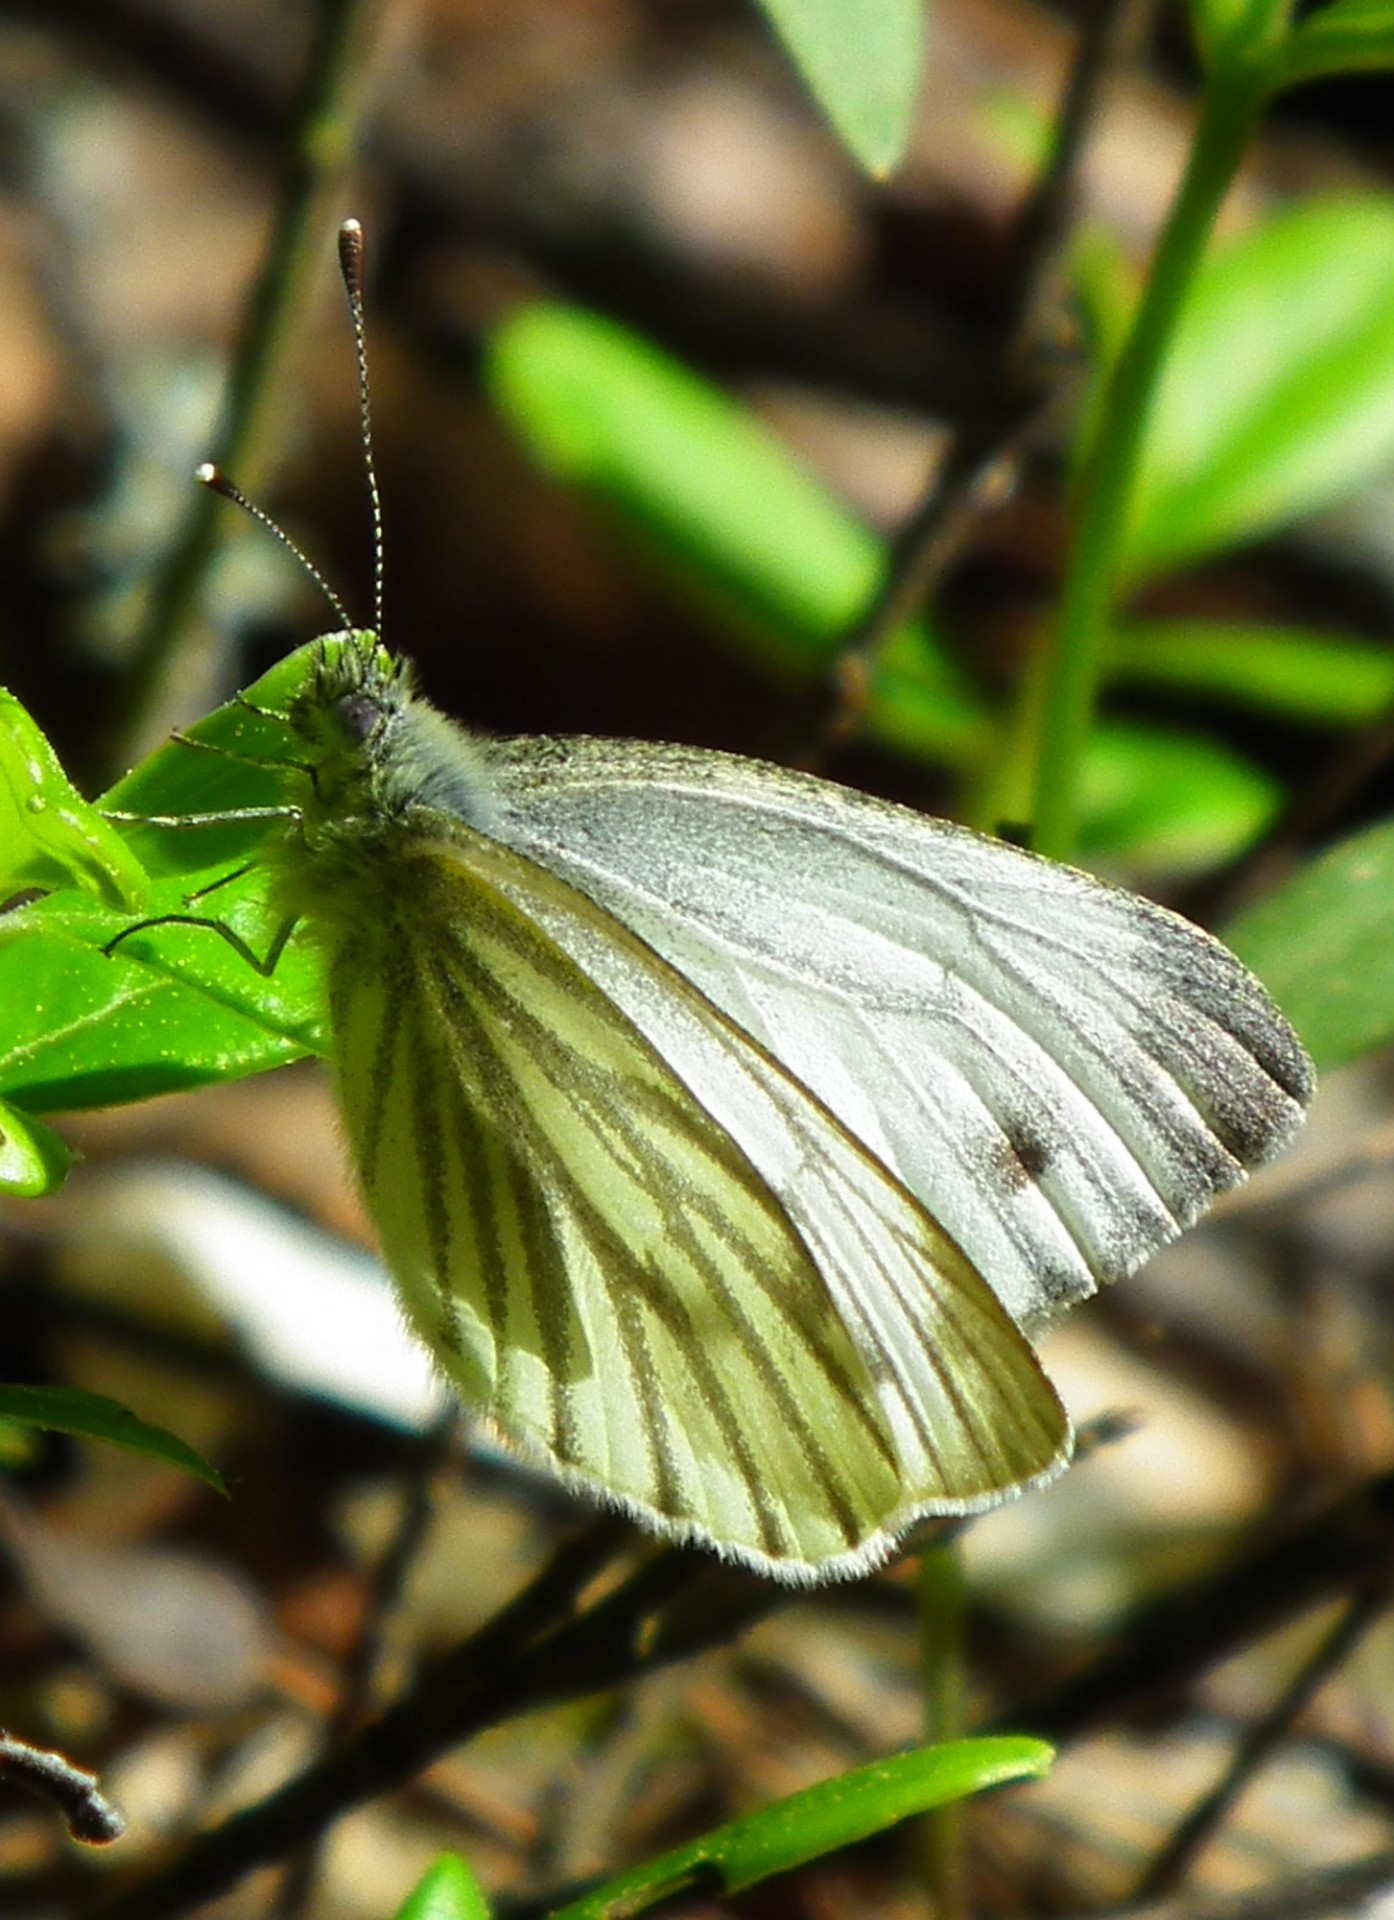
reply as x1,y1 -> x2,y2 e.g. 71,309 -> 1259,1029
323,825 -> 1069,1581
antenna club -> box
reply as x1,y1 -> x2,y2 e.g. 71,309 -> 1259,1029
338,218 -> 365,294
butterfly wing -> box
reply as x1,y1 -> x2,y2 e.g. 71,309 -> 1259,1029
480,739 -> 1312,1334
324,824 -> 1068,1581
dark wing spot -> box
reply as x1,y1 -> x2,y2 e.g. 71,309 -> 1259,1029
987,1115 -> 1055,1192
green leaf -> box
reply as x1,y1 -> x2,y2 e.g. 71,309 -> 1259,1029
0,903 -> 321,1114
485,301 -> 984,763
0,1098 -> 75,1197
548,1737 -> 1051,1919
99,638 -> 340,845
756,0 -> 925,177
1268,0 -> 1394,89
0,688 -> 149,910
1113,620 -> 1394,724
1227,817 -> 1394,1068
1126,197 -> 1394,579
0,1384 -> 226,1493
393,1855 -> 492,1920
1078,724 -> 1278,875
0,644 -> 333,1118
1189,0 -> 1292,72
488,301 -> 1283,872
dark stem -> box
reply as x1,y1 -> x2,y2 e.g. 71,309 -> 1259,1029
816,0 -> 1155,749
993,1470 -> 1394,1745
0,1729 -> 126,1846
270,1408 -> 460,1920
113,0 -> 388,771
81,1523 -> 778,1920
1131,1582 -> 1392,1901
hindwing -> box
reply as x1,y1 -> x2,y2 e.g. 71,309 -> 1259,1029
325,823 -> 1068,1581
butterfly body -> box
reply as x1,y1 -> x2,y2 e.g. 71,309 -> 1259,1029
244,633 -> 1308,1582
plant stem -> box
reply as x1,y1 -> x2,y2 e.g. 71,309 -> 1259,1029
916,1544 -> 968,1920
1029,69 -> 1268,862
115,0 -> 387,770
816,0 -> 1151,767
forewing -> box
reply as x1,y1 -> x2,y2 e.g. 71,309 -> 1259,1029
482,739 -> 1313,1332
325,829 -> 1068,1582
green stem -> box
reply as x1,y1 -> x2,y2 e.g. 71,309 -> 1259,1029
114,0 -> 387,772
1029,68 -> 1268,861
916,1544 -> 968,1920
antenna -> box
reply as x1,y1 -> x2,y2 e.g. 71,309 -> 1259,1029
338,217 -> 385,642
198,216 -> 387,641
196,462 -> 354,634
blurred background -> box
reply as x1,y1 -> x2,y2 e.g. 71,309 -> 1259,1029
4,2 -> 1394,1917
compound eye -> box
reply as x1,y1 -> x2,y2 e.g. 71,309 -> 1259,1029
336,692 -> 383,744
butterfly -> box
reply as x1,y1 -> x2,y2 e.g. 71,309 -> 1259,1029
108,224 -> 1312,1583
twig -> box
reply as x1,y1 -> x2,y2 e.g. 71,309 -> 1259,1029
1132,1582 -> 1392,1901
992,1469 -> 1394,1746
1056,1848 -> 1394,1920
818,0 -> 1156,749
0,1728 -> 126,1845
81,1521 -> 744,1920
271,1406 -> 460,1919
85,1469 -> 1394,1917
113,0 -> 389,769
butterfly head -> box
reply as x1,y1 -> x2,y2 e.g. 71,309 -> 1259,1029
281,632 -> 413,816
281,631 -> 496,837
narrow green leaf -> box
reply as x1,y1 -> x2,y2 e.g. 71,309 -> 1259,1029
1078,723 -> 1278,874
485,301 -> 983,761
394,1855 -> 493,1920
1113,620 -> 1394,724
548,1737 -> 1052,1919
489,302 -> 1280,872
0,1384 -> 226,1493
756,0 -> 925,177
0,1098 -> 75,1197
1227,817 -> 1394,1069
1127,197 -> 1394,579
0,689 -> 149,910
1268,0 -> 1394,87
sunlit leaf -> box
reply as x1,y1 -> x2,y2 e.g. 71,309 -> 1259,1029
549,1737 -> 1052,1918
0,689 -> 149,910
486,300 -> 983,760
756,0 -> 925,177
0,1384 -> 226,1493
1127,198 -> 1394,578
393,1854 -> 492,1920
1227,817 -> 1394,1069
1268,0 -> 1394,88
1189,0 -> 1292,69
0,646 -> 329,1117
1074,723 -> 1277,874
1114,620 -> 1394,724
0,1098 -> 74,1197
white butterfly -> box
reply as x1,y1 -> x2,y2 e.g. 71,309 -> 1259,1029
120,220 -> 1311,1583
231,634 -> 1312,1584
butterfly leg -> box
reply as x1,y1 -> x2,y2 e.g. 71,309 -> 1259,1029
102,912 -> 300,978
